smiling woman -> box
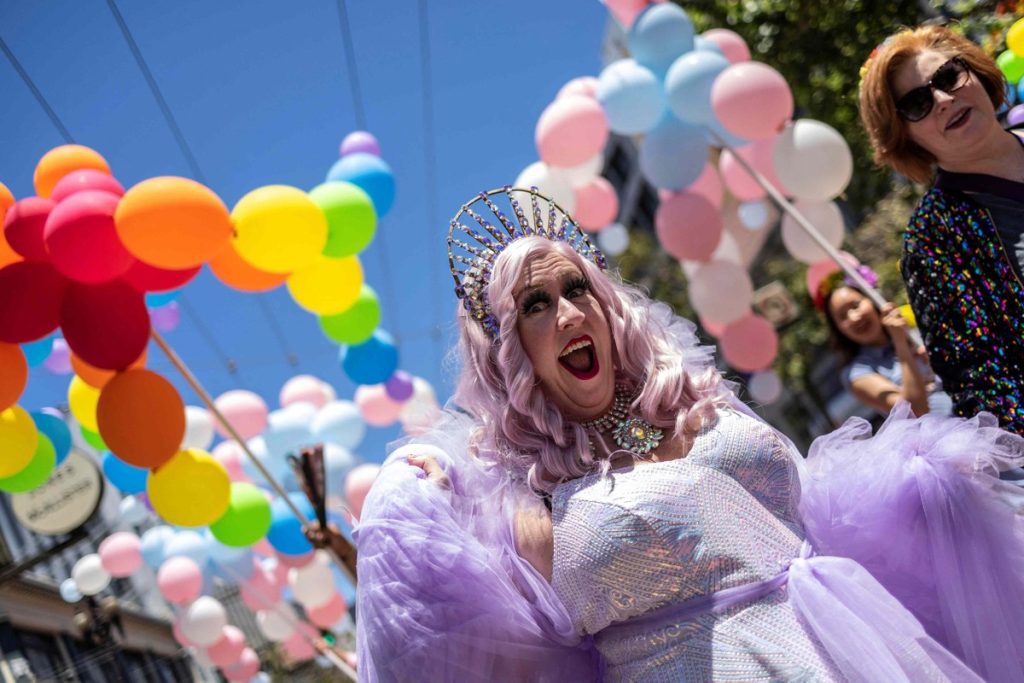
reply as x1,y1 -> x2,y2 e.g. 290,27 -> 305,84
859,25 -> 1024,434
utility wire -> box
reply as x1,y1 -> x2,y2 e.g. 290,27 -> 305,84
257,295 -> 298,366
178,296 -> 245,384
333,0 -> 398,334
0,35 -> 74,143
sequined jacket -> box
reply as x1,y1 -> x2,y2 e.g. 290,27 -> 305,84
901,188 -> 1024,435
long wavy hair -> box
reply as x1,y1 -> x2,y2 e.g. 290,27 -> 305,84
453,237 -> 726,492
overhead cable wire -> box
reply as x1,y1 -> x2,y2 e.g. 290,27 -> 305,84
178,296 -> 245,384
0,35 -> 74,143
417,0 -> 444,364
105,0 -> 298,368
333,0 -> 399,335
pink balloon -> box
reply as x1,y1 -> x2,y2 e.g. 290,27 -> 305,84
701,28 -> 751,64
172,616 -> 195,647
711,62 -> 793,141
603,0 -> 666,28
355,384 -> 403,427
50,170 -> 125,203
655,192 -> 722,262
240,560 -> 281,611
572,177 -> 619,231
275,549 -> 315,569
719,137 -> 785,202
213,390 -> 268,440
44,190 -> 134,284
699,316 -> 727,339
211,441 -> 249,482
222,647 -> 260,681
42,337 -> 72,375
557,76 -> 600,100
719,314 -> 779,372
282,630 -> 317,662
150,301 -> 180,333
345,463 -> 381,520
805,251 -> 860,298
307,591 -> 348,628
206,625 -> 247,668
279,375 -> 332,409
535,95 -> 609,168
157,556 -> 204,605
251,538 -> 275,557
98,531 -> 142,578
685,162 -> 724,208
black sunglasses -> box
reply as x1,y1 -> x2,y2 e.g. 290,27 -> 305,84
895,56 -> 971,122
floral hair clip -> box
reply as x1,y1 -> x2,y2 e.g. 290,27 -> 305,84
813,264 -> 880,312
858,31 -> 910,87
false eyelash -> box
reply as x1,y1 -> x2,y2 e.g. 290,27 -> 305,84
521,290 -> 550,315
564,276 -> 591,296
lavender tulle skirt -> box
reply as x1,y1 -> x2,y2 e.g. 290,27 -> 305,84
801,403 -> 1024,681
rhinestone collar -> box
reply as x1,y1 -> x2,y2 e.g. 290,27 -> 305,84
581,383 -> 664,456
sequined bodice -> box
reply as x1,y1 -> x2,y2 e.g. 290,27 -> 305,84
551,408 -> 839,681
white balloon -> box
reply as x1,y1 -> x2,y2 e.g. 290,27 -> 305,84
180,406 -> 215,451
773,119 -> 853,202
399,378 -> 442,436
72,554 -> 111,596
59,578 -> 82,603
312,400 -> 366,452
288,555 -> 335,608
118,495 -> 150,526
256,602 -> 297,642
737,200 -> 771,230
550,152 -> 603,187
596,223 -> 630,256
513,162 -> 576,214
687,261 -> 753,325
748,370 -> 783,404
781,200 -> 845,265
181,596 -> 227,646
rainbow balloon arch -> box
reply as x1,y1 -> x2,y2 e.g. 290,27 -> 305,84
0,131 -> 439,679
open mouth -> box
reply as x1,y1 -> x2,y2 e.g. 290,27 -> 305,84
558,335 -> 599,380
946,108 -> 970,130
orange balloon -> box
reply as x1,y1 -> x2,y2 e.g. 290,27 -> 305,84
115,177 -> 231,270
34,145 -> 111,199
208,241 -> 289,292
71,348 -> 147,389
0,183 -> 21,268
96,369 -> 184,469
0,343 -> 27,411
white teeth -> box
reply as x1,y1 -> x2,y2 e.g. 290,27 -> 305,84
559,339 -> 592,358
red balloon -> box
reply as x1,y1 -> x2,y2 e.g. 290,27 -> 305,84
3,197 -> 54,261
0,262 -> 67,343
60,280 -> 150,370
50,170 -> 125,204
122,259 -> 200,293
44,191 -> 134,284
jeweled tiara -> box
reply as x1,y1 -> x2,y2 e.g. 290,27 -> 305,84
447,186 -> 606,338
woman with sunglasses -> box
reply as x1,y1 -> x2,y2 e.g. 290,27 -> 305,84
860,25 -> 1024,436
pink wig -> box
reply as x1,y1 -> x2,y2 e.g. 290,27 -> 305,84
453,237 -> 728,492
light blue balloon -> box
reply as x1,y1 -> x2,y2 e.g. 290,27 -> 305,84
240,435 -> 293,485
326,153 -> 396,217
665,51 -> 730,126
102,452 -> 149,494
324,443 -> 358,489
263,403 -> 316,461
639,116 -> 709,191
163,529 -> 208,566
703,118 -> 749,149
266,493 -> 315,555
22,336 -> 53,367
596,59 -> 665,135
339,329 -> 399,385
628,3 -> 695,74
311,400 -> 366,451
203,531 -> 254,582
145,289 -> 182,307
60,578 -> 82,603
140,525 -> 176,568
31,410 -> 71,466
695,36 -> 724,56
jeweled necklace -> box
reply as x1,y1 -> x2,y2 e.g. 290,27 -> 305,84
581,383 -> 664,456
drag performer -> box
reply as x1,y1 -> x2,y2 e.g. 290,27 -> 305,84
354,188 -> 1024,681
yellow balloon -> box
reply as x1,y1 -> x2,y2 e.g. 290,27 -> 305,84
1009,17 -> 1024,57
231,186 -> 328,274
897,304 -> 917,329
148,448 -> 230,527
68,375 -> 100,432
0,405 -> 38,478
286,255 -> 364,315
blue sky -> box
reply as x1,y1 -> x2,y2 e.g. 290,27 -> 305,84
1,0 -> 610,464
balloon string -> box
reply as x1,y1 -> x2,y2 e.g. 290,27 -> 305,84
149,330 -> 357,585
213,556 -> 357,681
708,131 -> 888,311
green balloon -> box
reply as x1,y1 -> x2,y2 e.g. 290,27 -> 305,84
998,49 -> 1024,85
0,434 -> 56,493
80,427 -> 107,451
310,181 -> 377,258
318,284 -> 381,345
209,482 -> 272,547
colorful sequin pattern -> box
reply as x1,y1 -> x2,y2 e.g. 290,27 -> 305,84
902,189 -> 1024,434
